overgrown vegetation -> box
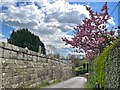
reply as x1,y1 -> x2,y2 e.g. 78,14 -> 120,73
87,39 -> 120,88
8,28 -> 46,54
23,79 -> 63,89
73,60 -> 89,76
35,79 -> 62,88
74,66 -> 88,76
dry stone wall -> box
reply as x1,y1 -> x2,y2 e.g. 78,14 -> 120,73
0,42 -> 73,88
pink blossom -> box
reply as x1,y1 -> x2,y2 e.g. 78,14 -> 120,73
62,2 -> 115,58
110,30 -> 115,36
98,37 -> 105,43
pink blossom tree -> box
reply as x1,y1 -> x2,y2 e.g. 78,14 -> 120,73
62,2 -> 116,58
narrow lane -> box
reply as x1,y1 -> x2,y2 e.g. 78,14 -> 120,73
45,76 -> 87,88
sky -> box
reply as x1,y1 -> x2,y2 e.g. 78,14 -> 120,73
0,0 -> 119,57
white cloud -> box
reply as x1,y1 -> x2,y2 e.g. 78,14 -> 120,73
0,38 -> 7,42
0,33 -> 5,37
0,0 -> 115,57
108,17 -> 115,26
0,33 -> 7,42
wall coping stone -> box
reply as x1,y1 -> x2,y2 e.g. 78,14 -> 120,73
0,42 -> 71,65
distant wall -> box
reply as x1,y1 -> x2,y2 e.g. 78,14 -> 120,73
0,42 -> 73,88
105,41 -> 120,88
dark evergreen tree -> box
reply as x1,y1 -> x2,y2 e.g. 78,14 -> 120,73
8,28 -> 46,54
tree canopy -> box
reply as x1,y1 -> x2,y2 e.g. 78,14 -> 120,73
7,28 -> 46,54
62,2 -> 119,58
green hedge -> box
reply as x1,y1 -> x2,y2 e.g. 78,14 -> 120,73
75,68 -> 88,76
87,39 -> 120,88
74,65 -> 88,76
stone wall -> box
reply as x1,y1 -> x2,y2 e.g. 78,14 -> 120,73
105,41 -> 120,88
0,42 -> 73,88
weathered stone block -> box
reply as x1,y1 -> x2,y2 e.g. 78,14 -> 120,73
28,55 -> 33,61
11,44 -> 19,51
38,56 -> 42,61
17,52 -> 23,60
2,77 -> 13,87
10,51 -> 17,59
31,74 -> 37,80
0,48 -> 3,58
14,60 -> 23,65
4,43 -> 12,50
4,50 -> 11,58
33,56 -> 37,61
4,59 -> 15,64
11,83 -> 19,88
42,58 -> 48,63
0,42 -> 5,48
28,50 -> 38,56
16,81 -> 24,88
23,54 -> 28,60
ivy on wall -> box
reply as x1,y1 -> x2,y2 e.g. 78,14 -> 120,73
87,39 -> 120,88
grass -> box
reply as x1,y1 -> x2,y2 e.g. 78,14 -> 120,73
34,79 -> 63,88
20,75 -> 76,89
22,78 -> 67,89
16,78 -> 67,90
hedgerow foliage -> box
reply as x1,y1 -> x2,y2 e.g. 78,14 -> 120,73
88,39 -> 120,88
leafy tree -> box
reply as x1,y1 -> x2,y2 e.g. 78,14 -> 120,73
67,54 -> 81,67
62,2 -> 116,58
8,28 -> 46,54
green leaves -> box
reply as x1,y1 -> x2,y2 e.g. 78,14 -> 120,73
7,28 -> 46,54
88,39 -> 120,88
